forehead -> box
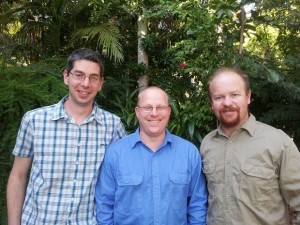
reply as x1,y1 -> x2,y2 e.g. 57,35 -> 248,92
210,72 -> 246,92
139,88 -> 168,104
73,59 -> 101,74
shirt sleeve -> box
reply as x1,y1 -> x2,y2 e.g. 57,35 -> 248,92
95,146 -> 116,225
13,112 -> 34,157
111,119 -> 127,142
187,146 -> 208,225
279,133 -> 300,225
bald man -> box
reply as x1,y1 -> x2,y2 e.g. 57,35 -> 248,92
95,86 -> 208,225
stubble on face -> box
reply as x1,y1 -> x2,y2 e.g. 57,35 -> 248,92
209,71 -> 251,134
218,105 -> 240,128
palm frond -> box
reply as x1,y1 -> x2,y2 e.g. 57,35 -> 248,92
71,22 -> 123,63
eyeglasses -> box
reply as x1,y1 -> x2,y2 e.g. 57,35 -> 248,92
69,71 -> 101,83
137,105 -> 170,113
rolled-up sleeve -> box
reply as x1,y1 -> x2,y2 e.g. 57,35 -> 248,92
279,134 -> 300,225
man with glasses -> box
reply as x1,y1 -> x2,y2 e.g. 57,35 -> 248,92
95,86 -> 208,225
7,48 -> 126,225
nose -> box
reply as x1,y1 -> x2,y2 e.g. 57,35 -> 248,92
222,96 -> 233,106
81,76 -> 91,87
150,107 -> 159,115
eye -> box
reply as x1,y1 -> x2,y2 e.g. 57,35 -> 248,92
144,106 -> 153,111
74,73 -> 85,79
213,96 -> 223,101
89,75 -> 100,82
156,106 -> 168,111
232,93 -> 240,97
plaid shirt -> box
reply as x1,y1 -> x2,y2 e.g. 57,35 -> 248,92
13,96 -> 126,225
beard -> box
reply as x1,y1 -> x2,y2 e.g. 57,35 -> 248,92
218,106 -> 240,128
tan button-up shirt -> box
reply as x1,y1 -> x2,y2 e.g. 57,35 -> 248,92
200,114 -> 300,225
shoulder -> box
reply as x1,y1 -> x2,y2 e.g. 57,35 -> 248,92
254,121 -> 295,147
107,133 -> 134,149
255,121 -> 289,139
201,129 -> 218,143
103,134 -> 134,160
170,134 -> 199,152
23,103 -> 58,120
95,107 -> 122,122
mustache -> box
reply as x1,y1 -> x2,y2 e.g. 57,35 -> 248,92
221,106 -> 239,112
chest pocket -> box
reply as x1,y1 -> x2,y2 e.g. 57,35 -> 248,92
240,164 -> 279,204
202,164 -> 216,197
116,175 -> 143,211
169,173 -> 191,210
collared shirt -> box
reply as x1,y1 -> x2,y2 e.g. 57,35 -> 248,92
13,96 -> 126,225
200,114 -> 300,225
95,128 -> 208,225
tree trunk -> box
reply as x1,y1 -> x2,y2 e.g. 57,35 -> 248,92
137,12 -> 149,91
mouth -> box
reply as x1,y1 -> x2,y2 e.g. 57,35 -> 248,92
222,109 -> 236,113
78,90 -> 89,96
148,119 -> 161,124
221,106 -> 238,113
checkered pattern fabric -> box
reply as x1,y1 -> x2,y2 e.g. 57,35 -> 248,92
13,97 -> 126,224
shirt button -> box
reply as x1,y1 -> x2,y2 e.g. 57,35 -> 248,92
75,161 -> 79,165
73,179 -> 77,183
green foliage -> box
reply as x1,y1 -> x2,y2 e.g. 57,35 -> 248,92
0,0 -> 300,223
97,74 -> 139,133
0,57 -> 66,224
0,59 -> 66,154
0,0 -> 124,63
168,98 -> 214,147
71,22 -> 124,63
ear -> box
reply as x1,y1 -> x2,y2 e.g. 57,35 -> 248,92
96,78 -> 104,92
135,106 -> 140,120
167,106 -> 172,116
247,90 -> 252,104
63,70 -> 69,86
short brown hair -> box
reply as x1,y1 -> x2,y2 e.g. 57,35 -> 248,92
207,67 -> 250,100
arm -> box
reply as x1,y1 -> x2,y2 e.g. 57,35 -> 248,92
112,120 -> 126,142
95,148 -> 116,225
7,157 -> 32,225
187,149 -> 208,225
279,135 -> 300,225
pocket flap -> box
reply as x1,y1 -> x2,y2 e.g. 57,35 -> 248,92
241,164 -> 275,179
202,164 -> 215,174
169,173 -> 190,184
117,175 -> 143,186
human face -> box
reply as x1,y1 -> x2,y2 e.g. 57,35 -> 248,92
64,59 -> 104,108
209,71 -> 251,134
135,88 -> 171,139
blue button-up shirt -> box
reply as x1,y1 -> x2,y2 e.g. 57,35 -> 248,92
13,96 -> 126,225
95,129 -> 207,225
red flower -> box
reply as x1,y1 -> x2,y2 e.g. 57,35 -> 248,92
179,62 -> 186,69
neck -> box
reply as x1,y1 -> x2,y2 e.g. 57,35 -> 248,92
140,133 -> 166,152
63,98 -> 93,125
220,114 -> 250,137
220,126 -> 236,137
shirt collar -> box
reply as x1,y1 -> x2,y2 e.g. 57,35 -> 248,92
241,113 -> 256,136
129,128 -> 173,149
51,96 -> 68,121
215,113 -> 256,137
51,95 -> 101,124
